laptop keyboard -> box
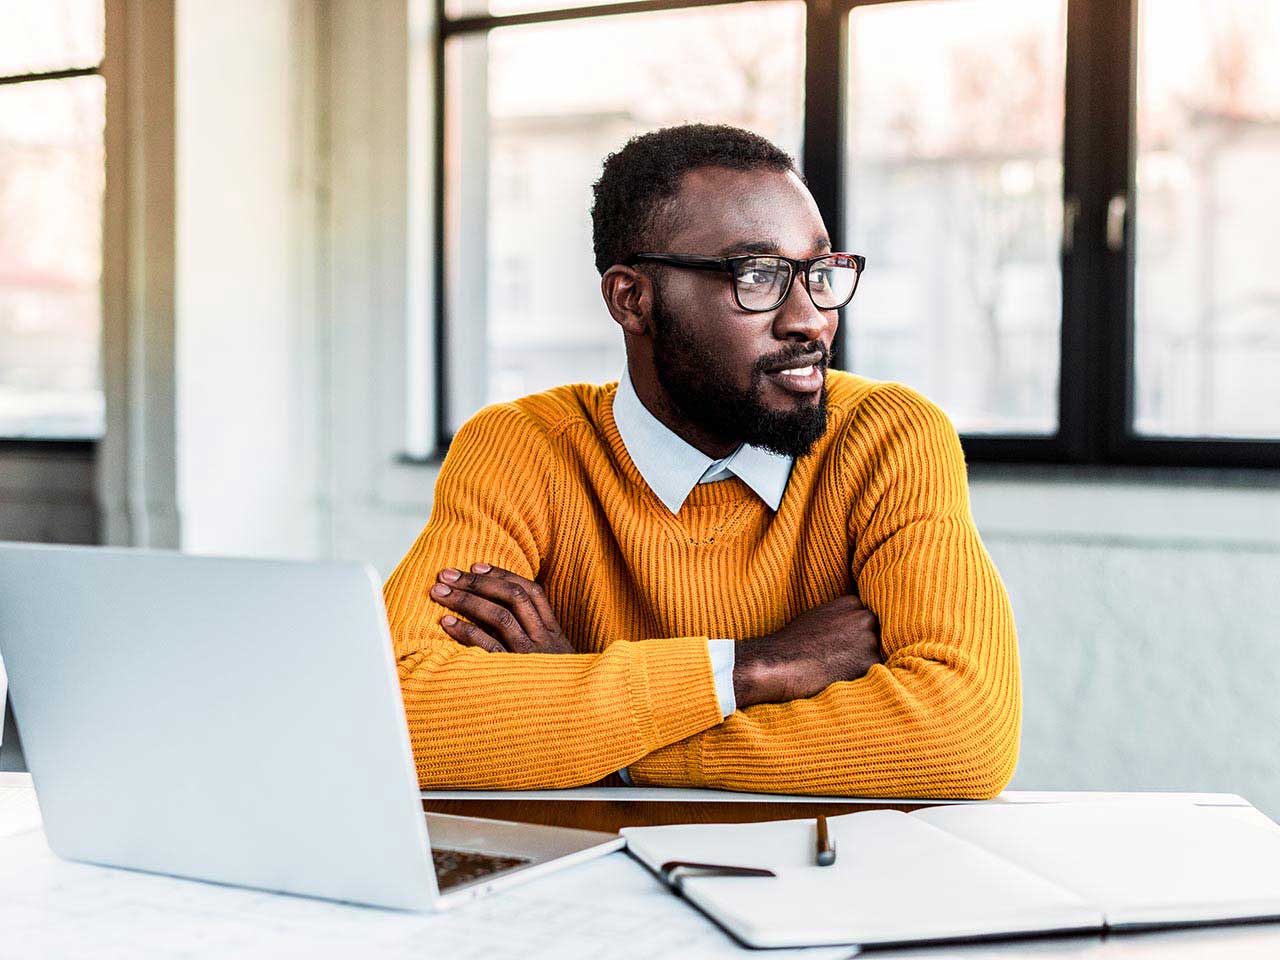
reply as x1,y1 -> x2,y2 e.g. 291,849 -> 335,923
431,847 -> 532,892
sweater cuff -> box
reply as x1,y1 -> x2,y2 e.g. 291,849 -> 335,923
626,731 -> 706,787
618,640 -> 732,785
627,636 -> 723,751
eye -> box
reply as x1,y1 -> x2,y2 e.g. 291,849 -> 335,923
737,258 -> 786,287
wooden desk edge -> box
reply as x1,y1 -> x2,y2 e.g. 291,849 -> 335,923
420,791 -> 1259,834
421,797 -> 938,832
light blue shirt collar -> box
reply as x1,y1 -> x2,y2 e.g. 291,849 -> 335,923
612,367 -> 793,515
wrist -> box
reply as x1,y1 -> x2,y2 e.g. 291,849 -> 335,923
732,635 -> 774,709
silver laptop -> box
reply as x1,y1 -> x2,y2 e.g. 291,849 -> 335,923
0,542 -> 623,910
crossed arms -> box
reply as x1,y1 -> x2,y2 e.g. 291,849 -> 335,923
384,385 -> 1020,797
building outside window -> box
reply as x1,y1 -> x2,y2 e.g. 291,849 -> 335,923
429,0 -> 1280,469
0,0 -> 106,440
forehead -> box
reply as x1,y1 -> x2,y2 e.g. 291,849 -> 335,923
661,166 -> 828,255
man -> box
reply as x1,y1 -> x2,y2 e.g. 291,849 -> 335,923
384,123 -> 1020,797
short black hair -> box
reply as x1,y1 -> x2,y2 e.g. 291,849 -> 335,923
589,123 -> 799,276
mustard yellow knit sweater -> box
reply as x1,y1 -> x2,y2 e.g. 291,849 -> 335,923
383,372 -> 1020,797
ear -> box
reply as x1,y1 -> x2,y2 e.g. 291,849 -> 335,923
601,265 -> 653,337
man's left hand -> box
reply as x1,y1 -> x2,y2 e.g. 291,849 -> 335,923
431,563 -> 575,654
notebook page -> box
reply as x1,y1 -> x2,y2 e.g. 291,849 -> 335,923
913,801 -> 1280,927
623,810 -> 1102,949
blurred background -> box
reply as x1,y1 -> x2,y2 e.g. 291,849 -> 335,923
1,0 -> 1278,811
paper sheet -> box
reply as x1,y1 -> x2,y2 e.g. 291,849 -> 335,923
912,801 -> 1280,927
0,827 -> 859,959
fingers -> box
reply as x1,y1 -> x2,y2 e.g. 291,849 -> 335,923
470,563 -> 559,630
432,562 -> 566,654
439,615 -> 504,653
431,581 -> 531,652
442,568 -> 547,640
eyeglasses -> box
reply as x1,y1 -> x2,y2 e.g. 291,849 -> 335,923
624,252 -> 866,313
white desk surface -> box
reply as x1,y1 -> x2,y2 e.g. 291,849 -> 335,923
3,774 -> 1279,959
420,785 -> 1254,806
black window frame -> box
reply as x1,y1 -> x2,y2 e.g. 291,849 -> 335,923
429,0 -> 1280,469
0,54 -> 105,453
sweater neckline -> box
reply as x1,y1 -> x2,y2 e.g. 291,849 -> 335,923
599,383 -> 762,513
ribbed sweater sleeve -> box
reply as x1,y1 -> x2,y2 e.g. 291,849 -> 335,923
626,384 -> 1022,798
383,403 -> 724,788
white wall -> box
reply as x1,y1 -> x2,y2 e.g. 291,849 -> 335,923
970,470 -> 1280,812
322,0 -> 448,573
173,0 -> 327,559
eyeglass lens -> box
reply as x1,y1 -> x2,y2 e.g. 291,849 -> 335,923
733,256 -> 860,311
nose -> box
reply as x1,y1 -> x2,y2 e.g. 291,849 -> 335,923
772,268 -> 835,345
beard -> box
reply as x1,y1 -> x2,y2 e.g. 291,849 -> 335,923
649,286 -> 830,458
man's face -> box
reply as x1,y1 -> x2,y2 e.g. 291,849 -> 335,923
646,166 -> 839,458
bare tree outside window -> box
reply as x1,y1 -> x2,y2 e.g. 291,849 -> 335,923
434,0 -> 1280,463
1133,0 -> 1280,439
443,3 -> 805,432
844,0 -> 1067,435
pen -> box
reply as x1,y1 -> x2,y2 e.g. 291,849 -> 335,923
815,815 -> 836,866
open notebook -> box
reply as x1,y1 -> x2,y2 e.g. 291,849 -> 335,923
622,801 -> 1280,949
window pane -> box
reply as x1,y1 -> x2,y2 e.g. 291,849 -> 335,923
0,0 -> 104,76
443,3 -> 805,432
447,0 -> 634,20
1133,0 -> 1280,439
0,76 -> 105,438
844,0 -> 1066,435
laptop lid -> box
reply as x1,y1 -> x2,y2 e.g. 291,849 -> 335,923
0,543 -> 439,910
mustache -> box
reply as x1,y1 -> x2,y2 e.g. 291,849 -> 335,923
754,342 -> 829,374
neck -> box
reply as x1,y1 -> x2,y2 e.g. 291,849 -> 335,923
626,359 -> 738,460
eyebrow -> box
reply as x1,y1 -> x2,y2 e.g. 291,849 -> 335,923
718,236 -> 833,257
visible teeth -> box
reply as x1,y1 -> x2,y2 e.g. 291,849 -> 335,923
777,365 -> 815,377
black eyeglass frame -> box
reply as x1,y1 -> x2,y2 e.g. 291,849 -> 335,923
623,252 -> 867,313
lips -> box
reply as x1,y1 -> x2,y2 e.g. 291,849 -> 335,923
764,357 -> 825,395
765,352 -> 825,375
773,364 -> 817,378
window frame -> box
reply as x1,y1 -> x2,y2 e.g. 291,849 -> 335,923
0,51 -> 105,447
426,0 -> 1280,468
